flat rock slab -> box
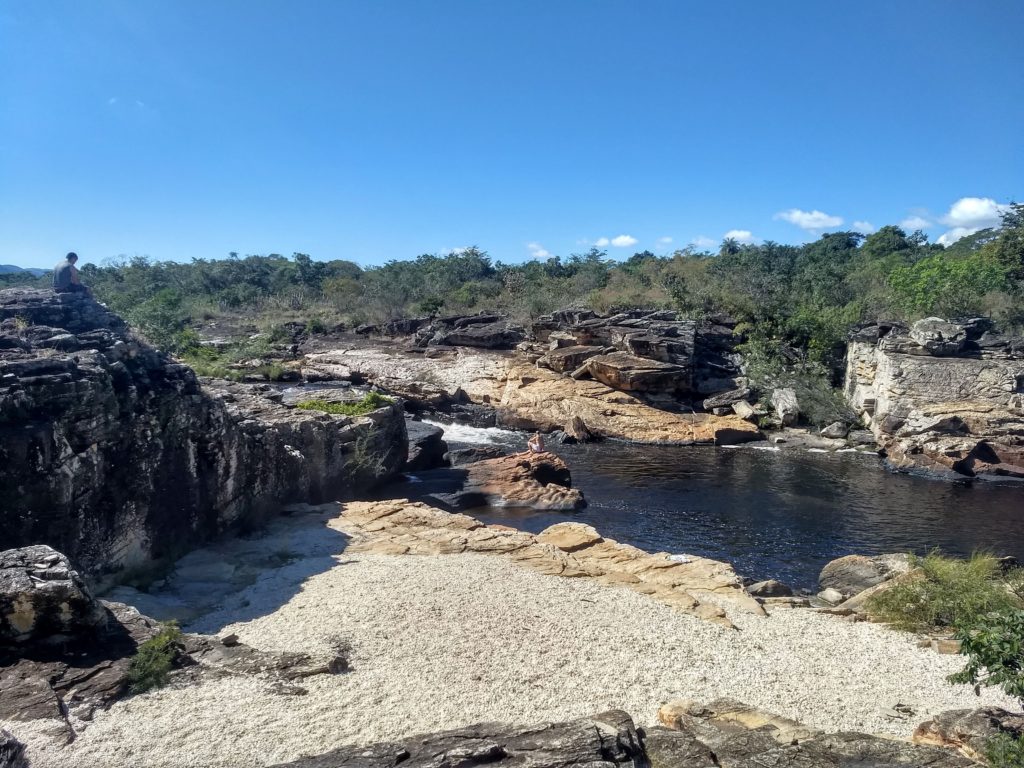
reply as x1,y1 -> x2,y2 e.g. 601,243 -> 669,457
333,500 -> 763,627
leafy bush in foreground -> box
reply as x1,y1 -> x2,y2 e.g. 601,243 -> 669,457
295,391 -> 393,417
127,622 -> 182,694
866,552 -> 1022,632
949,609 -> 1024,702
983,732 -> 1024,768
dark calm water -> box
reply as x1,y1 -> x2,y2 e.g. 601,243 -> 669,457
422,422 -> 1024,590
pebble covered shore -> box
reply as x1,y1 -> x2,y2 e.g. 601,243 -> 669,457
12,515 -> 1018,768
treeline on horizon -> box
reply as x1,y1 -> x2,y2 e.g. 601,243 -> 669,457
4,205 -> 1023,376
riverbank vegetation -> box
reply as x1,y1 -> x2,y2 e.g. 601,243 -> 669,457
5,206 -> 1021,361
866,552 -> 1023,632
865,551 -> 1024,765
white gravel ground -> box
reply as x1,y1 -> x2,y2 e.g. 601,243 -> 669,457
10,540 -> 1019,768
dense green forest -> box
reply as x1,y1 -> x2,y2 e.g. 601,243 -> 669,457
5,205 -> 1022,378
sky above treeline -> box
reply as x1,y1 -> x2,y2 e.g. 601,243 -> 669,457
1,1 -> 1022,269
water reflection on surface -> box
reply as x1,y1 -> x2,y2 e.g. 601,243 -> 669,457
464,437 -> 1024,590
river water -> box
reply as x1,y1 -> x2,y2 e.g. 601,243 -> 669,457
422,421 -> 1024,590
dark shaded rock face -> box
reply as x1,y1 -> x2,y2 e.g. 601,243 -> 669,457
404,419 -> 449,471
0,289 -> 406,581
0,730 -> 26,768
270,710 -> 642,768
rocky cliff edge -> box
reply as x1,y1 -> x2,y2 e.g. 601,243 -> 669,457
0,289 -> 407,583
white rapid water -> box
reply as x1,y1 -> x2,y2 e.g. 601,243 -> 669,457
422,419 -> 524,447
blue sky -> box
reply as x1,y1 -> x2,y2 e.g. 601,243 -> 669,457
1,1 -> 1022,269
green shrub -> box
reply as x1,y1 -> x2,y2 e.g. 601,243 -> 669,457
983,733 -> 1024,768
127,622 -> 183,694
295,391 -> 393,416
866,552 -> 1022,632
949,609 -> 1024,703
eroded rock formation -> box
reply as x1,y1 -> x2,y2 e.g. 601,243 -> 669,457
0,289 -> 406,581
846,317 -> 1024,480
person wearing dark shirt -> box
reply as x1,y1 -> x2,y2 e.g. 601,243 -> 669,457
53,252 -> 91,296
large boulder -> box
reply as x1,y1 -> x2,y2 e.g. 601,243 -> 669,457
702,387 -> 751,412
412,452 -> 585,511
770,388 -> 799,426
270,710 -> 643,768
0,290 -> 407,582
404,420 -> 448,472
429,321 -> 526,349
910,318 -> 968,355
538,345 -> 605,374
0,546 -> 107,647
818,553 -> 912,599
580,351 -> 689,394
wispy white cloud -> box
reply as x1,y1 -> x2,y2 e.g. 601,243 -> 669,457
900,215 -> 932,230
852,220 -> 875,234
593,237 -> 610,247
724,229 -> 756,244
941,197 -> 1007,229
689,236 -> 717,249
774,208 -> 844,231
527,242 -> 551,260
657,236 -> 673,245
936,227 -> 978,247
935,197 -> 1009,247
610,234 -> 638,247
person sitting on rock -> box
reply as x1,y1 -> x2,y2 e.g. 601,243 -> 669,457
53,252 -> 92,296
527,432 -> 547,454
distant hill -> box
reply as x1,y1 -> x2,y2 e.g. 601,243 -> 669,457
0,264 -> 48,276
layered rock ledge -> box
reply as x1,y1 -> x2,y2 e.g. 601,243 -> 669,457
846,317 -> 1024,480
0,289 -> 406,581
305,347 -> 760,445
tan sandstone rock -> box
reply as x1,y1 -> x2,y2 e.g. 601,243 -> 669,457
459,453 -> 585,510
304,347 -> 760,445
332,500 -> 762,627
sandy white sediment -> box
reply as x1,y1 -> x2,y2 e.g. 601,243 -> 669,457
8,516 -> 1019,768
